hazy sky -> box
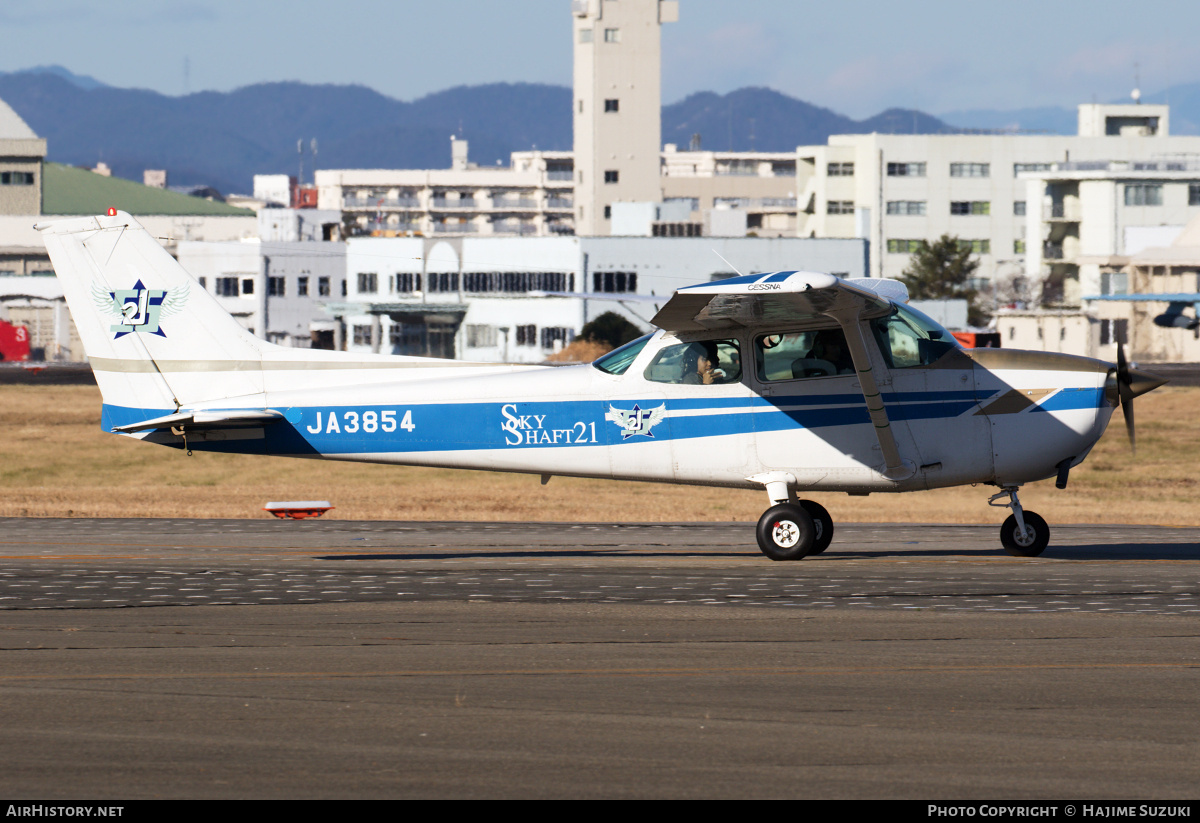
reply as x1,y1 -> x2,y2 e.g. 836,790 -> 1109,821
1,0 -> 1197,117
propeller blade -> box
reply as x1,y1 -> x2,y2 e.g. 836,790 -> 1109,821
1123,383 -> 1136,454
1117,340 -> 1134,452
1114,340 -> 1167,455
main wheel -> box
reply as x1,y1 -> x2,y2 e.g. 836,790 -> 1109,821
798,499 -> 834,554
756,504 -> 816,561
1000,511 -> 1050,557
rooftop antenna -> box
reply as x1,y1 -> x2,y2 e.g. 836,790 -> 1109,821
712,249 -> 745,277
1132,62 -> 1141,104
182,56 -> 190,95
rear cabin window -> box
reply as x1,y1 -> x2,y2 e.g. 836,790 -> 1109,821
644,339 -> 741,385
755,328 -> 853,381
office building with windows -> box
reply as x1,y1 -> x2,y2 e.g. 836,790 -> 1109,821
795,103 -> 1200,305
325,233 -> 865,362
175,240 -> 347,349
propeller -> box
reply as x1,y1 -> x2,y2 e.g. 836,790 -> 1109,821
1115,340 -> 1168,454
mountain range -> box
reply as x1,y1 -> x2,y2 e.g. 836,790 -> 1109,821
3,66 -> 1200,197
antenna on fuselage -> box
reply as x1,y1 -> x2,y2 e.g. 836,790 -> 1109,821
712,249 -> 745,278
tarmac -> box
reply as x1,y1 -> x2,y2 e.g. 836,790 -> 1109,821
0,517 -> 1197,799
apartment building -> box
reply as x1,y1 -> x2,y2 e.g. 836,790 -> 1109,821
316,146 -> 576,239
796,103 -> 1200,302
1023,159 -> 1200,306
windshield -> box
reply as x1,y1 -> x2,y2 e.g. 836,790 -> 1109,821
592,333 -> 653,375
871,304 -> 960,369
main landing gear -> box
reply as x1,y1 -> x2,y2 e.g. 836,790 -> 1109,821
755,499 -> 835,561
989,486 -> 1050,557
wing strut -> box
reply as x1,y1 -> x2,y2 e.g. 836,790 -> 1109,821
827,306 -> 915,481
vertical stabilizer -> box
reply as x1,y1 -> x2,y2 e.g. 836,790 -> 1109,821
37,212 -> 266,415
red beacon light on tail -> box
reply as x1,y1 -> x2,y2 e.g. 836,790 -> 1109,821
106,207 -> 117,216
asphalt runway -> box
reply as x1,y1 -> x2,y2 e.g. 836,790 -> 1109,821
0,518 -> 1198,799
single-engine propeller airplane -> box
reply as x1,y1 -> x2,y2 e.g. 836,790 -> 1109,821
1086,292 -> 1200,333
38,211 -> 1167,560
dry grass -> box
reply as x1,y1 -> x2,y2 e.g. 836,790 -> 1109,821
0,384 -> 1197,525
545,338 -> 613,363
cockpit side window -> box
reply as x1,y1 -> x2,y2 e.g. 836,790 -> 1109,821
644,339 -> 742,385
870,304 -> 960,369
755,328 -> 853,382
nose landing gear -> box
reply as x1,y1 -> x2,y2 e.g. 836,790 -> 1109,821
989,486 -> 1050,557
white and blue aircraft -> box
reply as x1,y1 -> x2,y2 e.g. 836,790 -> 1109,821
37,211 -> 1166,560
1086,293 -> 1200,332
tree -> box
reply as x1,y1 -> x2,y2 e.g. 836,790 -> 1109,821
579,311 -> 643,349
898,234 -> 989,326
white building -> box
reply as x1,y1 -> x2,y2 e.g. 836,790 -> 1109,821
328,234 -> 866,362
796,103 -> 1200,297
315,1 -> 797,241
176,240 -> 347,348
1023,158 -> 1200,306
316,147 -> 576,239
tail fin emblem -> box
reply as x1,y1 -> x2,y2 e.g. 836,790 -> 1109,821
91,279 -> 189,339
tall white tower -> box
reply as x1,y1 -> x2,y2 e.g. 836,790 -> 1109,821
572,0 -> 678,236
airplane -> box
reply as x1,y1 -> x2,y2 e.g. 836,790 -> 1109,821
1085,293 -> 1200,333
36,211 -> 1167,561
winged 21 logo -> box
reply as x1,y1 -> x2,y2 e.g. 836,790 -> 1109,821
605,403 -> 666,439
92,279 -> 189,339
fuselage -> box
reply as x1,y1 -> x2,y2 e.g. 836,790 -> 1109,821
104,327 -> 1117,495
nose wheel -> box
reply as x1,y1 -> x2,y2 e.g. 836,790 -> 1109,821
989,486 -> 1050,557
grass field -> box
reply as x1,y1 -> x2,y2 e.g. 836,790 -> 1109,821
1,384 -> 1196,525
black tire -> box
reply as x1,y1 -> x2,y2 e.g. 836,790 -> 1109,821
1000,511 -> 1050,557
756,504 -> 816,561
798,499 -> 834,554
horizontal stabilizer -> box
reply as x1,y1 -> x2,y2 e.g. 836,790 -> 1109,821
113,409 -> 285,433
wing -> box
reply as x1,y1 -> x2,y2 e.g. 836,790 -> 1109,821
90,281 -> 120,317
649,271 -> 904,333
1085,292 -> 1200,302
158,282 -> 190,318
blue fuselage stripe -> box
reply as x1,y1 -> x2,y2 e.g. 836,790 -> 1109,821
101,387 -> 1101,456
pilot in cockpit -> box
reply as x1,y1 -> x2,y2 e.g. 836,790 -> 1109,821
809,330 -> 854,374
682,341 -> 725,385
790,329 -> 854,378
